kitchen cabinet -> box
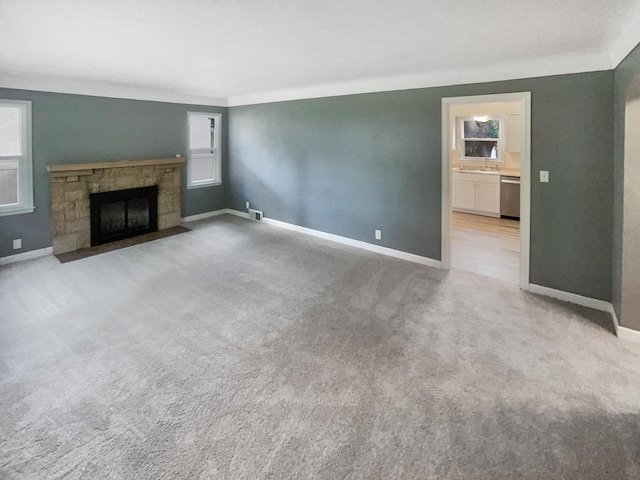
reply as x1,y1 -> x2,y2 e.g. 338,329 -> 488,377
506,114 -> 521,152
452,172 -> 500,217
453,179 -> 476,210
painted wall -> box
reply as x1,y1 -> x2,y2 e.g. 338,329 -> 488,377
229,71 -> 614,301
613,42 -> 640,331
0,88 -> 227,258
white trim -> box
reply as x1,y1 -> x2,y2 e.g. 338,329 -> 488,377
618,326 -> 640,343
608,303 -> 620,336
519,94 -> 532,290
0,99 -> 34,217
0,73 -> 228,107
457,115 -> 505,163
226,51 -> 610,106
182,208 -> 251,222
254,214 -> 441,268
186,181 -> 223,190
527,284 -> 631,339
607,302 -> 640,343
191,208 -> 441,267
441,92 -> 531,291
0,47 -> 623,108
226,209 -> 250,219
0,205 -> 35,217
187,112 -> 223,188
528,283 -> 613,312
181,209 -> 229,222
0,247 -> 53,266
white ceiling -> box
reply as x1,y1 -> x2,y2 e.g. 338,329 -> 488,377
1,0 -> 639,106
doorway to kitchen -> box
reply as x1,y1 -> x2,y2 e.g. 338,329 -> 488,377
441,93 -> 531,288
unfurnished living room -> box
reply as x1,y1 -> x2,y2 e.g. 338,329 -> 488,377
2,1 -> 640,479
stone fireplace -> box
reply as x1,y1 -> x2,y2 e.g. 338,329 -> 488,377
47,157 -> 186,254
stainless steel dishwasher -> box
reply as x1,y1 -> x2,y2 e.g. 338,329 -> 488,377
500,175 -> 520,219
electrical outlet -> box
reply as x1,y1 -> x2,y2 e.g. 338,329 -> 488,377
13,239 -> 22,250
375,230 -> 382,240
540,171 -> 549,183
246,201 -> 250,209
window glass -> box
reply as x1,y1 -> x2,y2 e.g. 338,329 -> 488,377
464,140 -> 497,159
0,100 -> 31,214
459,116 -> 503,161
463,119 -> 499,139
0,106 -> 21,156
189,114 -> 215,150
187,112 -> 221,188
0,159 -> 19,205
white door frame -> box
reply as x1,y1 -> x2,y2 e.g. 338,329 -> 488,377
441,92 -> 532,289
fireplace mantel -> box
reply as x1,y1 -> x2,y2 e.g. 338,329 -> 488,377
48,157 -> 186,255
47,157 -> 185,174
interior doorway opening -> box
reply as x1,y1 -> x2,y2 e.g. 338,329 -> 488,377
620,76 -> 640,329
441,93 -> 531,288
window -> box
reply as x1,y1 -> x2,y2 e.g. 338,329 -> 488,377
187,112 -> 222,188
458,116 -> 504,162
0,100 -> 33,216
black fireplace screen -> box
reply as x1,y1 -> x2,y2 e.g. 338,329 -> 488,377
90,186 -> 158,246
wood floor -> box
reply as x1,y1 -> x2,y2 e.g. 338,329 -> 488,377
452,212 -> 520,284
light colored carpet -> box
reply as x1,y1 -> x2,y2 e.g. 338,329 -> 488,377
1,215 -> 639,479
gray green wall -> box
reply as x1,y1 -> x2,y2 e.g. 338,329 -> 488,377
0,70 -> 620,306
613,43 -> 640,330
229,71 -> 615,301
0,88 -> 227,258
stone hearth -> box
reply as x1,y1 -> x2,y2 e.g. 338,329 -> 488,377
48,158 -> 186,254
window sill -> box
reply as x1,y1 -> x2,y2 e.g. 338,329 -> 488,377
0,205 -> 35,217
187,181 -> 223,190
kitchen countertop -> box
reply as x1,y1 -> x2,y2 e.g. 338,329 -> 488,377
453,167 -> 521,178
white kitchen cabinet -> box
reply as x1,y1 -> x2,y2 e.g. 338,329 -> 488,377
452,172 -> 501,217
506,114 -> 521,152
453,179 -> 476,210
476,182 -> 501,214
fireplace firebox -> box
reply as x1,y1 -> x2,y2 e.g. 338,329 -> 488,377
90,186 -> 158,247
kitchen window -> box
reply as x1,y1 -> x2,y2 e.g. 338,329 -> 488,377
458,115 -> 504,162
0,99 -> 34,217
187,112 -> 222,188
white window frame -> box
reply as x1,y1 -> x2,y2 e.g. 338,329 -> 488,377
187,112 -> 222,189
458,115 -> 505,163
0,99 -> 34,217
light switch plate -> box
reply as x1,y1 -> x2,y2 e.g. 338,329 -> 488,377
375,229 -> 382,240
540,171 -> 549,183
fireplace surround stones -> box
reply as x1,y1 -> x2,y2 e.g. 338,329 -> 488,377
47,158 -> 186,254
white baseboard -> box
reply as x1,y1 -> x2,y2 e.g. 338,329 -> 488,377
226,209 -> 250,219
0,247 -> 53,266
182,208 -> 252,222
618,326 -> 640,342
527,284 -> 636,339
181,209 -> 229,223
528,284 -> 613,312
189,208 -> 436,268
607,303 -> 620,336
184,209 -> 639,342
235,212 -> 441,269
